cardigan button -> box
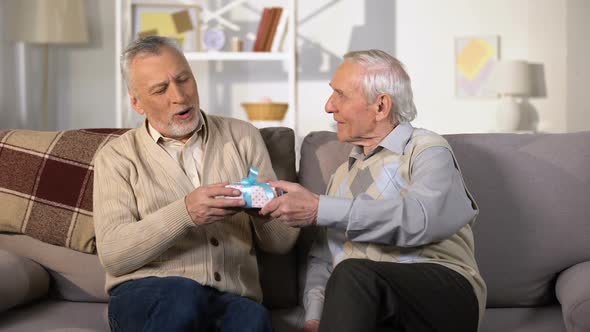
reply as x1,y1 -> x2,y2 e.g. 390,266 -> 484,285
210,237 -> 219,246
214,272 -> 222,282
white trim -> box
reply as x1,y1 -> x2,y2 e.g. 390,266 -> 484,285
16,43 -> 28,128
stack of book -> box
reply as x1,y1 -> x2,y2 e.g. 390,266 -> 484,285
252,7 -> 288,52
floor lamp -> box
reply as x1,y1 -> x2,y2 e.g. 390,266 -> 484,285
10,0 -> 88,130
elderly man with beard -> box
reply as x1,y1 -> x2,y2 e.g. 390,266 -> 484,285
93,36 -> 299,332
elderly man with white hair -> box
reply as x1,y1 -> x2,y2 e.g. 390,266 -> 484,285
261,49 -> 486,332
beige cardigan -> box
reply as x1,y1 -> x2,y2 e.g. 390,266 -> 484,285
93,113 -> 299,302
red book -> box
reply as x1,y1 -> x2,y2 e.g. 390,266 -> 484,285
264,7 -> 283,51
253,8 -> 271,52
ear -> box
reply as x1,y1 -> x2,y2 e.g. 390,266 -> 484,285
375,94 -> 393,122
128,91 -> 145,115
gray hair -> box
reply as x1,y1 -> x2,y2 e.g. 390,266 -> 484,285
120,36 -> 183,90
343,49 -> 417,123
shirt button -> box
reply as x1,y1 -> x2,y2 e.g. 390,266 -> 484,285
214,272 -> 221,282
210,237 -> 219,246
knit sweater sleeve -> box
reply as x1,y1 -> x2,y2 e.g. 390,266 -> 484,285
93,140 -> 195,277
242,124 -> 300,254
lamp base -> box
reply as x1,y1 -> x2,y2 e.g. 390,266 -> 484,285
497,97 -> 521,132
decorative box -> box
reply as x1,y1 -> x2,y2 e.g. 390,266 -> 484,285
226,167 -> 280,208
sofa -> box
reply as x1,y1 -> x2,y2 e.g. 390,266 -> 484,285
1,127 -> 589,332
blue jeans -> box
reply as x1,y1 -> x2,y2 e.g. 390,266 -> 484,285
108,276 -> 272,332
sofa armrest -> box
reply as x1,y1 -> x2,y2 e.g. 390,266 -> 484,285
0,249 -> 50,312
556,261 -> 590,332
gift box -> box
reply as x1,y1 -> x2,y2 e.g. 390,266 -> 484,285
226,167 -> 279,208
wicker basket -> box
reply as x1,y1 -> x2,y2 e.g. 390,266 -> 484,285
241,102 -> 288,121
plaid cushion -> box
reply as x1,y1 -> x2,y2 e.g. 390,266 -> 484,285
0,129 -> 129,253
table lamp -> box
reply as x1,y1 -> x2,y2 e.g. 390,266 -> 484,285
494,60 -> 532,132
10,0 -> 89,129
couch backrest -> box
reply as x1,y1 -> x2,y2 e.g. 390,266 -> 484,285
257,127 -> 298,309
297,130 -> 590,308
446,132 -> 590,307
0,127 -> 299,309
295,131 -> 353,302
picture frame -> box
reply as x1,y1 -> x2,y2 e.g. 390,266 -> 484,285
455,35 -> 500,98
132,3 -> 201,52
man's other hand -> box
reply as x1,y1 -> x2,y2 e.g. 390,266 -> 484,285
185,182 -> 245,225
303,319 -> 320,332
260,180 -> 319,227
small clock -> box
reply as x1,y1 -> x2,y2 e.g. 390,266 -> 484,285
203,27 -> 226,51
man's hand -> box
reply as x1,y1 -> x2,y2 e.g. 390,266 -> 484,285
303,320 -> 320,332
259,180 -> 319,227
185,182 -> 245,225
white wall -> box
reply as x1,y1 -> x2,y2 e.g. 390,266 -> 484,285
566,0 -> 590,132
295,0 -> 590,135
0,0 -> 116,130
396,0 -> 558,133
2,0 -> 589,136
296,0 -> 395,135
526,0 -> 568,133
323,0 -> 571,135
52,0 -> 116,130
0,0 -> 19,128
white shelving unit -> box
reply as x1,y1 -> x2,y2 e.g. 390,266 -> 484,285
184,51 -> 290,61
115,0 -> 297,133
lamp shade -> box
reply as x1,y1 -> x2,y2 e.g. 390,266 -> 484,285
494,60 -> 531,96
10,0 -> 89,44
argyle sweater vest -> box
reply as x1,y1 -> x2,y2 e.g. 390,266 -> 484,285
327,130 -> 486,324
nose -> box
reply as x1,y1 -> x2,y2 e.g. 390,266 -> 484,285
325,94 -> 336,114
169,81 -> 187,104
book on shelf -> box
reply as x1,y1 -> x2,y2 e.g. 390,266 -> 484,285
271,10 -> 288,52
263,7 -> 282,51
253,7 -> 284,52
253,7 -> 271,52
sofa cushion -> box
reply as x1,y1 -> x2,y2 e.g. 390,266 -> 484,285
0,129 -> 128,254
257,127 -> 298,309
556,261 -> 590,331
260,127 -> 297,183
298,131 -> 353,195
446,132 -> 590,307
0,249 -> 50,312
0,299 -> 109,331
481,306 -> 565,332
0,234 -> 108,302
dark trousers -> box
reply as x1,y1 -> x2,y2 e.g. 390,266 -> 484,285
318,260 -> 479,332
107,276 -> 272,332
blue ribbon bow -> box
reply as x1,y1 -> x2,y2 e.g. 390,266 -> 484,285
239,167 -> 275,208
